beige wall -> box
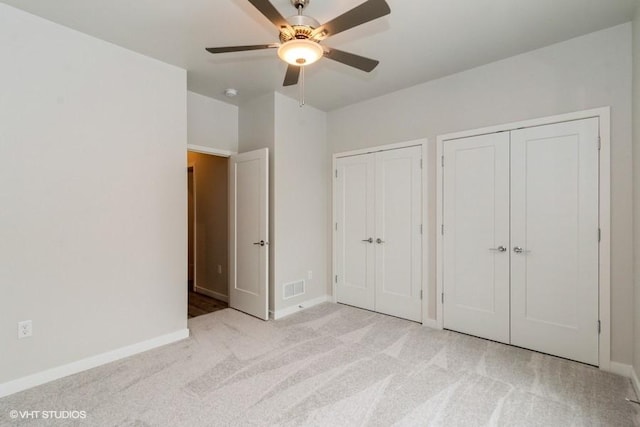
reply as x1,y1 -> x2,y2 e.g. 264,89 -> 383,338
187,152 -> 229,299
327,24 -> 633,364
188,169 -> 195,282
0,4 -> 187,384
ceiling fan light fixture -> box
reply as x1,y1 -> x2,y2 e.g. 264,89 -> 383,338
277,39 -> 323,66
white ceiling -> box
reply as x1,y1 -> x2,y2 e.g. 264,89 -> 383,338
3,0 -> 637,111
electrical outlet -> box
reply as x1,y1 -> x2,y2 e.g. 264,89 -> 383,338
18,320 -> 32,339
307,270 -> 313,280
217,265 -> 222,274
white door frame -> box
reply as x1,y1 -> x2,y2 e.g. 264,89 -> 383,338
187,144 -> 237,158
436,107 -> 611,371
332,138 -> 429,324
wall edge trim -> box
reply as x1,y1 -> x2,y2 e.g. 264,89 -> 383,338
608,361 -> 632,377
631,366 -> 640,399
194,286 -> 229,303
271,295 -> 329,320
0,329 -> 189,398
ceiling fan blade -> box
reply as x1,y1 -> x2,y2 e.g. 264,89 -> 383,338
248,0 -> 293,33
323,48 -> 379,72
206,44 -> 278,54
283,65 -> 300,86
311,0 -> 390,40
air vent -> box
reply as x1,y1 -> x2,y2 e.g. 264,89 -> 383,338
283,280 -> 305,300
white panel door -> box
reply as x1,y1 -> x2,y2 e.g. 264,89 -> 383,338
335,154 -> 375,311
374,146 -> 422,322
229,148 -> 269,320
510,118 -> 599,365
443,133 -> 510,343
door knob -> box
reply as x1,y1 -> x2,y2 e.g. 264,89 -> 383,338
489,246 -> 507,252
253,240 -> 268,247
513,246 -> 529,254
376,238 -> 385,244
361,238 -> 373,243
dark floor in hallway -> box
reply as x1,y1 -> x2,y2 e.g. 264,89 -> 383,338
188,290 -> 227,318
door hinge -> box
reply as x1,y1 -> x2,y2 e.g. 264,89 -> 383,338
335,169 -> 338,178
441,156 -> 444,167
598,228 -> 601,242
597,136 -> 601,150
441,293 -> 444,304
335,222 -> 338,231
441,224 -> 444,235
420,224 -> 423,234
335,275 -> 338,283
598,320 -> 601,334
420,159 -> 423,169
420,290 -> 423,300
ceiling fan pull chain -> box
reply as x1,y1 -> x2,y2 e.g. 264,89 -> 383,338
299,66 -> 305,107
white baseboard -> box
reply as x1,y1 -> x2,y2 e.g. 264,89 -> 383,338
194,286 -> 228,303
609,361 -> 633,378
631,367 -> 640,399
422,318 -> 440,329
612,362 -> 640,399
270,295 -> 329,320
0,328 -> 189,398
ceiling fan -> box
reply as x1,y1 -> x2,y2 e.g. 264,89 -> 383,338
205,0 -> 391,87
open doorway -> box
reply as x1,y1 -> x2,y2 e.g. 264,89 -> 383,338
187,151 -> 230,318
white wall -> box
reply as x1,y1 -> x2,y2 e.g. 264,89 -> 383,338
328,24 -> 633,364
188,91 -> 238,153
273,93 -> 328,313
632,3 -> 640,379
238,93 -> 276,153
0,4 -> 187,385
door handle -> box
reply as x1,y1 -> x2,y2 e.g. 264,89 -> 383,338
489,246 -> 507,252
361,238 -> 373,243
513,246 -> 530,254
376,238 -> 385,244
253,240 -> 268,247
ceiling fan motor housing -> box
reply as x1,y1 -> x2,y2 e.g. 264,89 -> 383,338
280,15 -> 321,42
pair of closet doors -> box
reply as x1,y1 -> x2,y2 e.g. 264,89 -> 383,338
334,145 -> 422,322
443,118 -> 600,366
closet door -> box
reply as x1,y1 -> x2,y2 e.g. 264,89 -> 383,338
335,154 -> 375,310
443,133 -> 510,343
510,118 -> 599,365
374,146 -> 422,322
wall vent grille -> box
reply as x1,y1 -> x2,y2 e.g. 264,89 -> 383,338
283,280 -> 305,300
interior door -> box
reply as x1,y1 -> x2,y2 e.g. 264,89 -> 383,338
335,154 -> 375,310
374,146 -> 422,322
443,132 -> 510,343
229,148 -> 269,320
510,118 -> 599,365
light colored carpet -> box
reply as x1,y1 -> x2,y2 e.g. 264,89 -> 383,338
1,303 -> 639,426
